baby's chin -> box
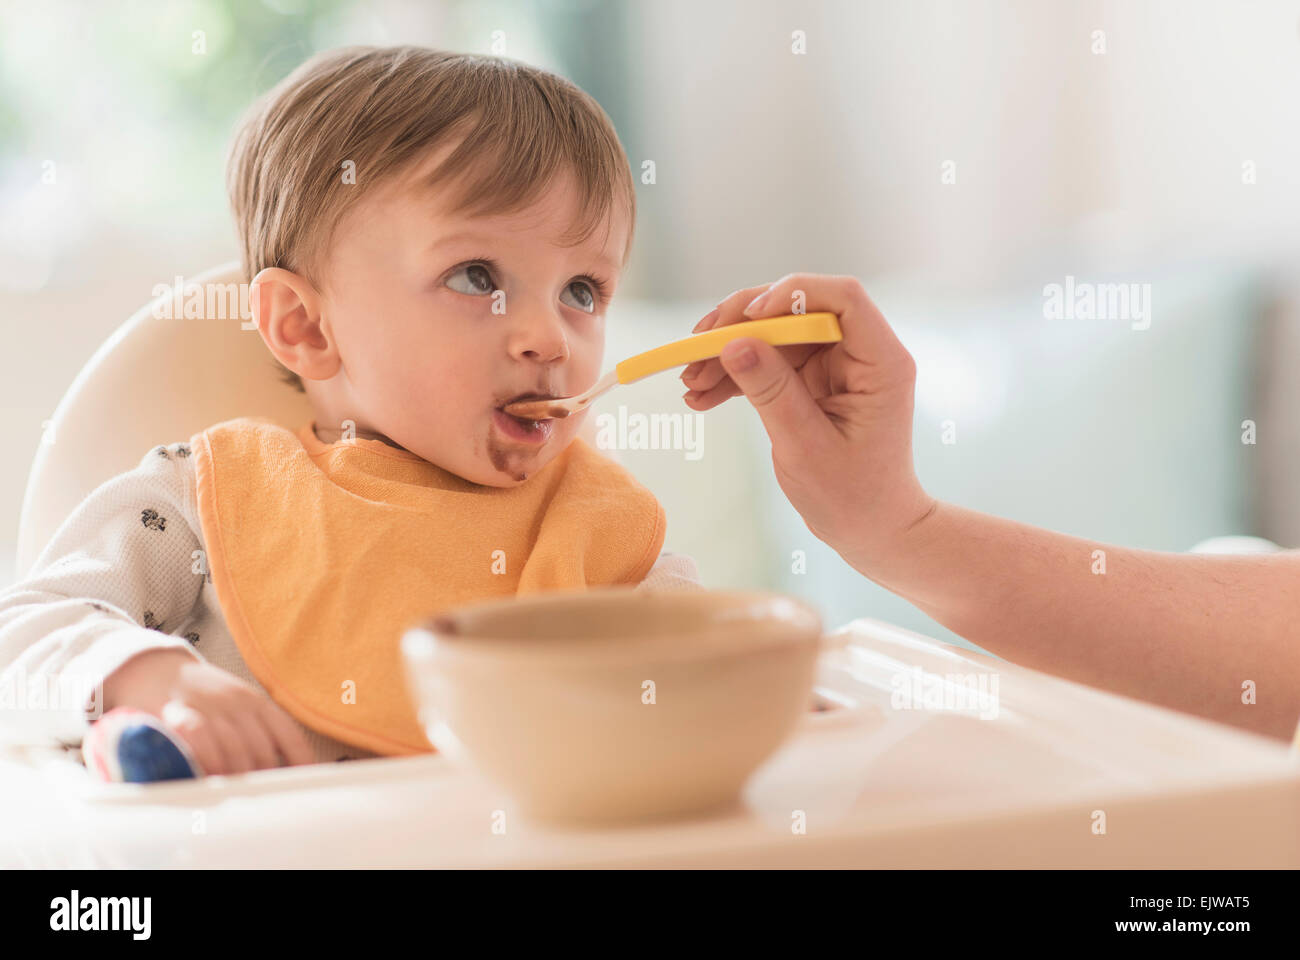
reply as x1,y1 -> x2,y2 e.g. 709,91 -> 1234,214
391,414 -> 571,486
406,447 -> 556,488
479,426 -> 563,484
469,407 -> 567,484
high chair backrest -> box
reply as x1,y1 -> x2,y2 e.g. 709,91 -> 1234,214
15,261 -> 606,580
14,262 -> 311,578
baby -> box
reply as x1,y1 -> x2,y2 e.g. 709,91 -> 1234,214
0,46 -> 701,774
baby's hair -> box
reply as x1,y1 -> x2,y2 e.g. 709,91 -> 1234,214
226,44 -> 637,392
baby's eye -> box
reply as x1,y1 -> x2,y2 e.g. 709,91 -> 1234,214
560,280 -> 596,313
446,263 -> 496,296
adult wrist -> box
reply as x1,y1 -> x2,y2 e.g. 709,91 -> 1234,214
839,490 -> 941,579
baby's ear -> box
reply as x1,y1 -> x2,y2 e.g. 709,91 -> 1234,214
249,267 -> 320,332
250,268 -> 333,382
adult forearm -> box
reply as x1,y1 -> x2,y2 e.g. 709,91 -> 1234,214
854,501 -> 1300,741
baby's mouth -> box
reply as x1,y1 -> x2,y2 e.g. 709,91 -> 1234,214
493,392 -> 558,444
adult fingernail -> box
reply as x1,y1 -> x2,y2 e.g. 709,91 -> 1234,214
742,290 -> 770,317
693,307 -> 719,333
722,341 -> 758,371
681,361 -> 703,380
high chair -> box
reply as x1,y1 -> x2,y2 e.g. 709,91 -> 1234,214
5,607 -> 1297,867
13,261 -> 603,579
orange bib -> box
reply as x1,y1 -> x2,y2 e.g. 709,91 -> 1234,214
190,417 -> 666,756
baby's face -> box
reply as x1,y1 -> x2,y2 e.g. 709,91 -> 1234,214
316,142 -> 626,485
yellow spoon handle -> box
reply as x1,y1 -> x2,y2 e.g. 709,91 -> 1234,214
614,312 -> 843,384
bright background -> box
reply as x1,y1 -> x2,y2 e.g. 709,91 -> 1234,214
4,0 -> 1300,652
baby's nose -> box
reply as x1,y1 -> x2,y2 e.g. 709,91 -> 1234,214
521,343 -> 566,363
511,315 -> 570,364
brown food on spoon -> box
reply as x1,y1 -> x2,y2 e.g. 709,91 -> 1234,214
503,400 -> 573,420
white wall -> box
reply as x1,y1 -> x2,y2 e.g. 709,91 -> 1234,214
623,0 -> 1300,299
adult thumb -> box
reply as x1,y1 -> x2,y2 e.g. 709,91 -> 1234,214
718,337 -> 826,446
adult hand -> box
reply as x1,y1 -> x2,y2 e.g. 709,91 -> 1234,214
682,274 -> 935,571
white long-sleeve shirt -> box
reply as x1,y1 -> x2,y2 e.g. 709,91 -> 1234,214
0,440 -> 702,764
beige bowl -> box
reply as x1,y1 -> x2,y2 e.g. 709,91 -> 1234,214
400,587 -> 823,825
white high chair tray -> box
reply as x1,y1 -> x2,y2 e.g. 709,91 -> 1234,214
3,617 -> 1297,868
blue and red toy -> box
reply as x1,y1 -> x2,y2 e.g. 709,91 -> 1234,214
82,707 -> 203,782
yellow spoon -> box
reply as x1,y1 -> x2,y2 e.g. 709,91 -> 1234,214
502,311 -> 843,419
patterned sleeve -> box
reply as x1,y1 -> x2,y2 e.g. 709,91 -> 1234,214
635,550 -> 704,592
0,442 -> 208,747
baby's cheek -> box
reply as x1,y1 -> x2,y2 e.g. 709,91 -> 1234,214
402,363 -> 460,411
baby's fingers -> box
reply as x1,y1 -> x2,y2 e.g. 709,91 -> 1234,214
160,700 -> 224,776
207,713 -> 253,774
231,707 -> 281,770
257,699 -> 316,767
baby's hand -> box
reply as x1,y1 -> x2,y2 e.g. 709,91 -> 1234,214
101,648 -> 316,774
682,274 -> 935,571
